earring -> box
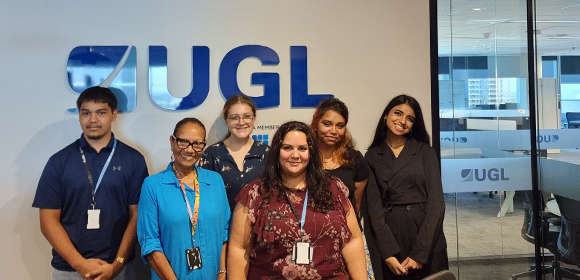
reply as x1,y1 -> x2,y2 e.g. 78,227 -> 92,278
171,153 -> 175,162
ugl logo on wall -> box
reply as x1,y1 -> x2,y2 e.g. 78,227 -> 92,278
66,45 -> 333,112
461,168 -> 510,182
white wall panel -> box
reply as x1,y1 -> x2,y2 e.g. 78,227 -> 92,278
0,1 -> 431,278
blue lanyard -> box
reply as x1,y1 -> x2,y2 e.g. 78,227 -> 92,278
80,139 -> 117,208
285,189 -> 308,230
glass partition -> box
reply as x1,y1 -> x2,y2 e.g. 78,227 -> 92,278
438,0 -> 536,278
534,1 -> 580,279
438,0 -> 580,278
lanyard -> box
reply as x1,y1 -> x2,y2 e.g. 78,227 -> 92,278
172,163 -> 200,247
284,189 -> 308,239
79,139 -> 117,209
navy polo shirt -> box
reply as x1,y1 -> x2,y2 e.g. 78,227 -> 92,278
32,133 -> 149,271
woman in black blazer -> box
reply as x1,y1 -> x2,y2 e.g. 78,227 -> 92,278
365,94 -> 448,280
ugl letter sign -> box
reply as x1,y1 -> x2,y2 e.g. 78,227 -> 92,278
66,45 -> 333,112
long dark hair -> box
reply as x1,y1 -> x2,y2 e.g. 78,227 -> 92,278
222,94 -> 257,140
260,121 -> 333,213
368,94 -> 430,149
310,98 -> 356,167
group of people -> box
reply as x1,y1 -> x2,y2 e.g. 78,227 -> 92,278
33,86 -> 448,280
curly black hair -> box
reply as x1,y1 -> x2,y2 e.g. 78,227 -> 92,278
259,121 -> 333,213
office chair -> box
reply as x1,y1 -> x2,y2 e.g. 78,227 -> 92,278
511,199 -> 560,279
422,270 -> 456,280
553,195 -> 580,279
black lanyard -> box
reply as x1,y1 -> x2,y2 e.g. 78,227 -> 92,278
79,139 -> 117,209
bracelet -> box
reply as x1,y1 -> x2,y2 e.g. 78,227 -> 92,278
115,257 -> 126,267
217,269 -> 227,274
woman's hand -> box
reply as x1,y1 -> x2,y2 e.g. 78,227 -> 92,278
401,257 -> 423,270
385,256 -> 409,275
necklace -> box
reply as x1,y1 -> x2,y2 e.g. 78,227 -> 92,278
322,158 -> 338,170
173,164 -> 197,186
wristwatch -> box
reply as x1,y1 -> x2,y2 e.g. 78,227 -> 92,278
115,256 -> 126,267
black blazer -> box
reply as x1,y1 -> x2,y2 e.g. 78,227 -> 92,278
365,136 -> 446,264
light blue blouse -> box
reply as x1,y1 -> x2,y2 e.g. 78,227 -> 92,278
137,163 -> 230,280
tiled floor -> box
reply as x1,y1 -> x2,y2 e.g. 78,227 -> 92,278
444,192 -> 534,260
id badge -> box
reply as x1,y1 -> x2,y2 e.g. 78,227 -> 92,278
292,242 -> 313,264
87,209 -> 100,229
185,247 -> 202,270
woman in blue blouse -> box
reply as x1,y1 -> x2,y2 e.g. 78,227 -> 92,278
137,118 -> 230,280
199,95 -> 269,211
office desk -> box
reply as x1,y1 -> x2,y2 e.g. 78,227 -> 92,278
540,156 -> 580,202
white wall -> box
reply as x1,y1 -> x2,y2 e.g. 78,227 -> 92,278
0,1 -> 431,278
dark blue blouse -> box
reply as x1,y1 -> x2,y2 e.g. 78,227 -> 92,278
199,140 -> 269,211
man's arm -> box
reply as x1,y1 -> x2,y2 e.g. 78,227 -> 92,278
39,209 -> 106,277
86,204 -> 138,280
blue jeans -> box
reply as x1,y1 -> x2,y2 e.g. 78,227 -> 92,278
50,261 -> 135,280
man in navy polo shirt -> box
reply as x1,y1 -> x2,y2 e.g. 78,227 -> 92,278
33,86 -> 149,280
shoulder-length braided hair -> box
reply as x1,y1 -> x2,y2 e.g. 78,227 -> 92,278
259,121 -> 333,213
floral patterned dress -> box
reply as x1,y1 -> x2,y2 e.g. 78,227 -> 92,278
236,177 -> 353,280
199,140 -> 269,211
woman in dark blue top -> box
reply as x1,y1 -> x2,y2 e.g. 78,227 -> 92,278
199,95 -> 269,211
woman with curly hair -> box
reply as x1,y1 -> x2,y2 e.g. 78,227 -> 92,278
228,121 -> 367,279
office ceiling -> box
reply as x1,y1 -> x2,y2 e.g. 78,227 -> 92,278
438,0 -> 580,56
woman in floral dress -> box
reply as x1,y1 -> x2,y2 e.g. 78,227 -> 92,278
228,121 -> 367,279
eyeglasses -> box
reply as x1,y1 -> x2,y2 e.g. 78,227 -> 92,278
171,135 -> 206,151
228,114 -> 254,123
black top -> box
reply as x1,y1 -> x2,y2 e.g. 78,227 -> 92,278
326,150 -> 369,212
365,136 -> 446,264
199,140 -> 269,211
